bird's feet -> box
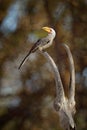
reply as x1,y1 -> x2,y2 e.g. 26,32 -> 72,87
39,47 -> 46,52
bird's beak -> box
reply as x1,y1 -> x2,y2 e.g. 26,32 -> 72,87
42,27 -> 51,33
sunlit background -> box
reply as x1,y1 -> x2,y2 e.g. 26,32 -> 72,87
0,0 -> 87,130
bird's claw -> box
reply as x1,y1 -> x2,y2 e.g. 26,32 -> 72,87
39,47 -> 45,52
39,47 -> 43,51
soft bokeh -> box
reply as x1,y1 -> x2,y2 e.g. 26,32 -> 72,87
0,0 -> 87,130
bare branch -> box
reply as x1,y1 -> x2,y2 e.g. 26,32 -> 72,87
40,51 -> 65,104
63,44 -> 75,104
40,50 -> 76,130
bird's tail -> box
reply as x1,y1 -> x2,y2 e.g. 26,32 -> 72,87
18,47 -> 38,69
18,51 -> 31,69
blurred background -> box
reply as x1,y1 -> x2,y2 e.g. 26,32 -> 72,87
0,0 -> 87,130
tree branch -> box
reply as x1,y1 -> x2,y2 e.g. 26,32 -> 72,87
40,51 -> 65,104
63,44 -> 75,106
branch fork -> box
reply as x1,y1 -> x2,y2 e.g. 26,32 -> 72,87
40,44 -> 76,130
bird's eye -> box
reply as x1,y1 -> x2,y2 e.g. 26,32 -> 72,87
50,29 -> 52,33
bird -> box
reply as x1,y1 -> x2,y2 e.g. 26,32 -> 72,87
42,44 -> 76,130
18,27 -> 56,69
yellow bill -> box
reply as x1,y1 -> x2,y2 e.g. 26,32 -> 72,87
42,27 -> 51,33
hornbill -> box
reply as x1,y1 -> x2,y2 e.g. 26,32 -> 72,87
18,27 -> 56,69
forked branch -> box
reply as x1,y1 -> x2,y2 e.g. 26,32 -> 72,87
40,44 -> 76,130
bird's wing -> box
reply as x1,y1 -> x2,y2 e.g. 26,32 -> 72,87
29,39 -> 42,53
40,38 -> 50,46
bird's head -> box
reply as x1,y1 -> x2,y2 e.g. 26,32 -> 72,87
42,27 -> 56,39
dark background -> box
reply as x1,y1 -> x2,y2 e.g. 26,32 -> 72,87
0,0 -> 87,130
